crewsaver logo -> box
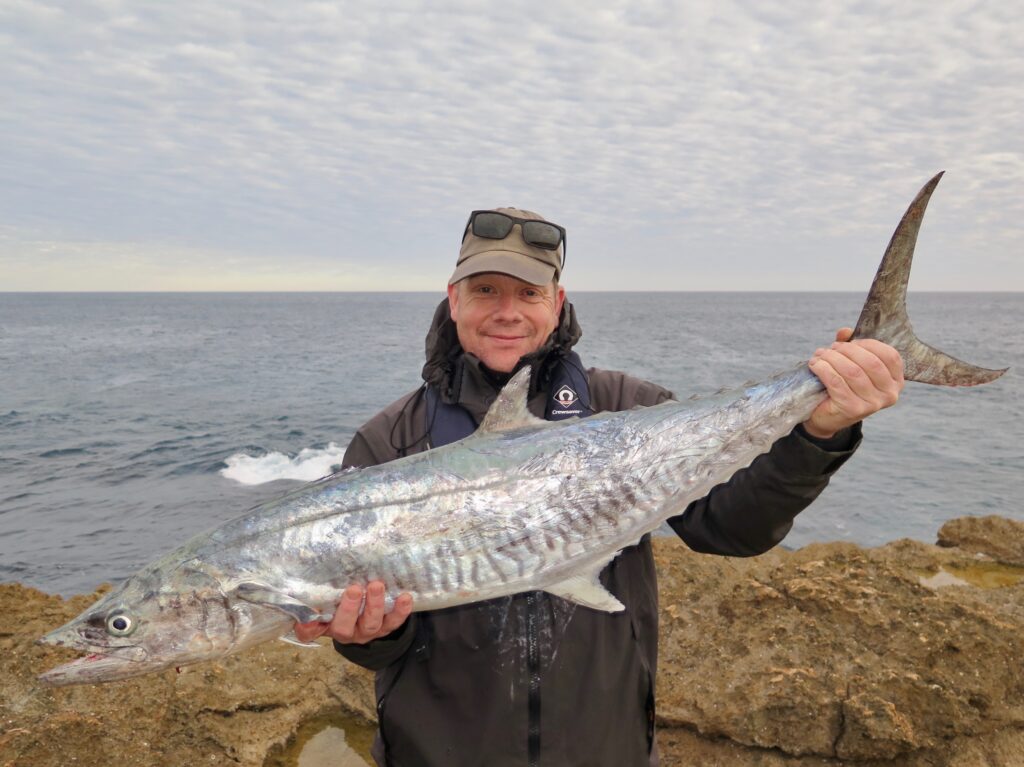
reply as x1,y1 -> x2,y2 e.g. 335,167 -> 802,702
554,386 -> 578,407
551,385 -> 583,416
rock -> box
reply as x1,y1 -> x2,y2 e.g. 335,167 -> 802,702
937,515 -> 1024,565
0,583 -> 376,767
3,516 -> 1024,766
653,529 -> 1024,766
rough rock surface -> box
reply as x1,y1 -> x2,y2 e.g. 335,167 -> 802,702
937,515 -> 1024,566
3,516 -> 1023,767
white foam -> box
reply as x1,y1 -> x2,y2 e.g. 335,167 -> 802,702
220,442 -> 347,485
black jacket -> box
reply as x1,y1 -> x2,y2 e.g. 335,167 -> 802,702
337,299 -> 860,767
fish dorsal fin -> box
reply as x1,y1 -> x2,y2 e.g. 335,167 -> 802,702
478,366 -> 546,433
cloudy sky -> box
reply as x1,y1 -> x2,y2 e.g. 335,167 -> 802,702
2,0 -> 1021,291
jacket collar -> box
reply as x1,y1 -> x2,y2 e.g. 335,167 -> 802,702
421,298 -> 583,422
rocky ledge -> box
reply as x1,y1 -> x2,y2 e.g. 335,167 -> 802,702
3,515 -> 1024,767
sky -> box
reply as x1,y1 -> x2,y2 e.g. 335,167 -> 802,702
1,0 -> 1022,291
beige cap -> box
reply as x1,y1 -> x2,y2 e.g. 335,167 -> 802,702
449,207 -> 563,286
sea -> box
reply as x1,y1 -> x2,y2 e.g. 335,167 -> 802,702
1,292 -> 1021,597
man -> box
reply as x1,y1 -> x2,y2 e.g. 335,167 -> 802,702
295,208 -> 904,766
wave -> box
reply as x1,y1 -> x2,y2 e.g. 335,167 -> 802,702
220,442 -> 347,485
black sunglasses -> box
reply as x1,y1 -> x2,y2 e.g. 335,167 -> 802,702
463,210 -> 567,270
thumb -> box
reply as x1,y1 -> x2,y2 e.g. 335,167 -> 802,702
293,620 -> 327,643
834,327 -> 854,342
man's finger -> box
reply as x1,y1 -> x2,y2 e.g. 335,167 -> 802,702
814,353 -> 885,418
808,357 -> 852,407
331,585 -> 365,641
815,346 -> 897,407
834,327 -> 854,343
826,330 -> 904,385
293,620 -> 326,643
828,342 -> 903,400
360,581 -> 387,635
843,338 -> 905,384
378,593 -> 414,635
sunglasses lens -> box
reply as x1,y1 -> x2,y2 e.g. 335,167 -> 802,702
472,212 -> 515,240
521,221 -> 563,251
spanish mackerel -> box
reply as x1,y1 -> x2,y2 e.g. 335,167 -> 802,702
38,173 -> 1006,686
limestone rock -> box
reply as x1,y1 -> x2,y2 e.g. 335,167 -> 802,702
0,583 -> 376,767
937,515 -> 1024,565
3,516 -> 1024,766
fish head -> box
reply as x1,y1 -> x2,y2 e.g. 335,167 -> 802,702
36,563 -> 250,686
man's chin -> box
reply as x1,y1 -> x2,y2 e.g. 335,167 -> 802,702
477,350 -> 527,374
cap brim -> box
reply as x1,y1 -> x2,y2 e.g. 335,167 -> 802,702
448,251 -> 557,286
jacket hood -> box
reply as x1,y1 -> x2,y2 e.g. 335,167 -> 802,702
422,297 -> 584,419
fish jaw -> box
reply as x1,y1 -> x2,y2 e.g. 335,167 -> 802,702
36,630 -> 156,686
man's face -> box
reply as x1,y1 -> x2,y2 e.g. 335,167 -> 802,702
448,273 -> 566,373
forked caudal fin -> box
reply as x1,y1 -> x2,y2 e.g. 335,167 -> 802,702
852,172 -> 1007,386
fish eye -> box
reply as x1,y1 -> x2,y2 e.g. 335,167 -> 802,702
106,612 -> 135,636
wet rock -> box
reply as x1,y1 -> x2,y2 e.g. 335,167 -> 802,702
3,516 -> 1024,766
937,515 -> 1024,565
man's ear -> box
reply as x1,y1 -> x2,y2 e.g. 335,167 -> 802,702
447,282 -> 460,322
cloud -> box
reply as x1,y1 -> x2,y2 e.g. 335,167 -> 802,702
1,0 -> 1021,290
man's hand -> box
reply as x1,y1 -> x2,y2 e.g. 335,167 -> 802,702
805,328 -> 905,439
293,581 -> 413,645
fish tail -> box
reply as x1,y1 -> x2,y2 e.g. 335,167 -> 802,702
851,172 -> 1007,386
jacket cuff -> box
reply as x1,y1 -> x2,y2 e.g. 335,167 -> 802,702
333,616 -> 417,671
775,421 -> 863,478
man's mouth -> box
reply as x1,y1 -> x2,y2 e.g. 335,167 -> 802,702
486,334 -> 526,342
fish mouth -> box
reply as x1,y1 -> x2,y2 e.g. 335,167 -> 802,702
37,642 -> 154,687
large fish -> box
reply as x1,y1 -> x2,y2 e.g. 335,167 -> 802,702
38,173 -> 1005,686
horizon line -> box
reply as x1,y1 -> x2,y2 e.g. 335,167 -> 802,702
2,289 -> 1022,296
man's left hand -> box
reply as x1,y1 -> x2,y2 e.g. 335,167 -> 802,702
804,328 -> 905,439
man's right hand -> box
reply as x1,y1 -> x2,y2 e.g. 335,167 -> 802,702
293,581 -> 414,645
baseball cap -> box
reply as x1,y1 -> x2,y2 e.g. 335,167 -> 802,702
449,207 -> 564,286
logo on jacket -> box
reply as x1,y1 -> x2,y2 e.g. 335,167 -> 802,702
554,385 -> 578,407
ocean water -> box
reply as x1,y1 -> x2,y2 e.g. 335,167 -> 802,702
1,292 -> 1021,596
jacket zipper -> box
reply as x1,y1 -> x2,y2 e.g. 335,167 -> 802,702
526,591 -> 541,767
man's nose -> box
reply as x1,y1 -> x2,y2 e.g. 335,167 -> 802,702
492,294 -> 522,320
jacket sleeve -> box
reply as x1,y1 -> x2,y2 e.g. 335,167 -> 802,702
667,423 -> 862,556
333,395 -> 424,671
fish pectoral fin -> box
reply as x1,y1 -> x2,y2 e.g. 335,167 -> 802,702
544,574 -> 625,612
278,630 -> 324,648
232,582 -> 325,624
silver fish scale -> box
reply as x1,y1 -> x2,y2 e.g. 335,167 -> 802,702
40,174 -> 1010,688
182,364 -> 826,613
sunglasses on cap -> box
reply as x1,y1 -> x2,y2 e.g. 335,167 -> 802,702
463,210 -> 567,269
